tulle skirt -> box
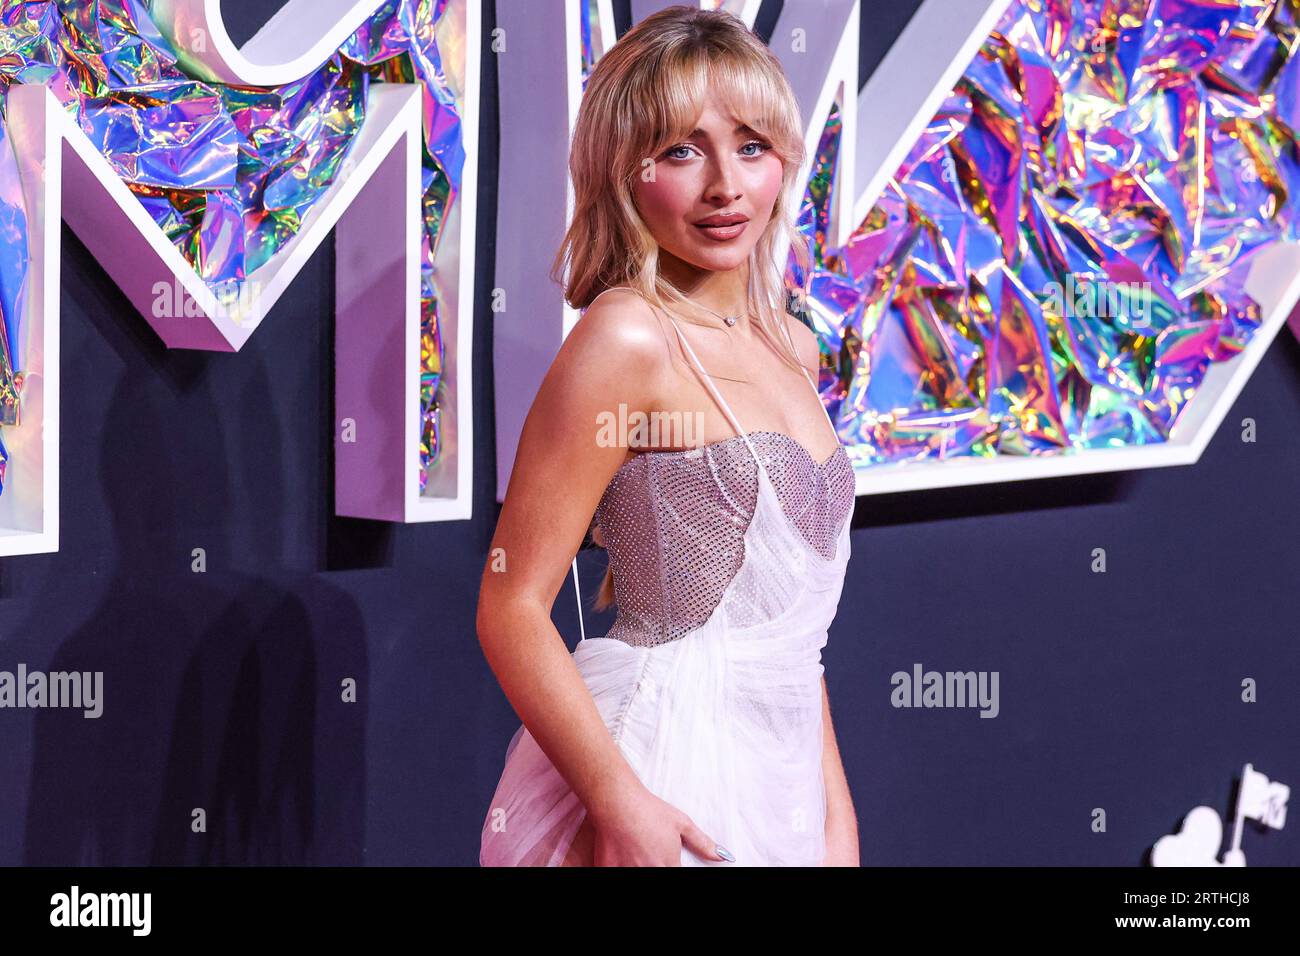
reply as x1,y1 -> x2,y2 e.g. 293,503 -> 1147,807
479,609 -> 831,866
480,466 -> 849,867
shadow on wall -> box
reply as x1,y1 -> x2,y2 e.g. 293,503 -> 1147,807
20,305 -> 369,864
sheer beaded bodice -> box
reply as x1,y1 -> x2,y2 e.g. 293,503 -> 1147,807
588,299 -> 855,648
594,432 -> 854,646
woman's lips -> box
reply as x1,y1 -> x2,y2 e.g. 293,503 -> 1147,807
693,220 -> 748,241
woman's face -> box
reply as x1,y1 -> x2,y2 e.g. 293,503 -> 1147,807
632,99 -> 785,274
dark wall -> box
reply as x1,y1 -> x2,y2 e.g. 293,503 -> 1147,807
1,0 -> 1296,866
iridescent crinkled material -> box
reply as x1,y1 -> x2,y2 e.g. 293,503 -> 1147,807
0,108 -> 28,490
0,0 -> 467,495
792,0 -> 1300,465
579,0 -> 601,89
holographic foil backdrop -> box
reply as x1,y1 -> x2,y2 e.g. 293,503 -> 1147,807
0,0 -> 467,496
791,0 -> 1300,467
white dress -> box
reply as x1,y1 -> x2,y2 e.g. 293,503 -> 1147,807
480,305 -> 855,866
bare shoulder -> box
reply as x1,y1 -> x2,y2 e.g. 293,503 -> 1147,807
558,288 -> 669,386
570,288 -> 664,349
540,290 -> 670,413
780,310 -> 821,376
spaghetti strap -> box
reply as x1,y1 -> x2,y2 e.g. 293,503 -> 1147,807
796,361 -> 840,448
588,289 -> 842,457
571,556 -> 586,642
662,313 -> 764,468
585,286 -> 633,308
776,306 -> 841,450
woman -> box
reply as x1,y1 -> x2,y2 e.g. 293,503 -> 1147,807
477,5 -> 858,866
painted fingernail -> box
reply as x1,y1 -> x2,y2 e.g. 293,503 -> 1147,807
715,844 -> 735,862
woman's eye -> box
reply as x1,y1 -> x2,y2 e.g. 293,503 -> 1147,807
664,141 -> 770,161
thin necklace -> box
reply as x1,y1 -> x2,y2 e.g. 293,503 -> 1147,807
693,300 -> 742,329
675,300 -> 753,384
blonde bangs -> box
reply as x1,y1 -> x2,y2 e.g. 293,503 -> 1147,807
641,44 -> 804,174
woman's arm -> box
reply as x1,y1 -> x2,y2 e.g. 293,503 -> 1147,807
477,292 -> 655,819
821,675 -> 860,865
477,290 -> 729,864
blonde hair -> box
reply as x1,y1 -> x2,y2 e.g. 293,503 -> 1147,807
550,4 -> 812,612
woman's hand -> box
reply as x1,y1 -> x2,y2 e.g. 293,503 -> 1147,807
586,783 -> 733,866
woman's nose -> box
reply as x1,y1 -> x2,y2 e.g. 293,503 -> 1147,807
704,155 -> 743,204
